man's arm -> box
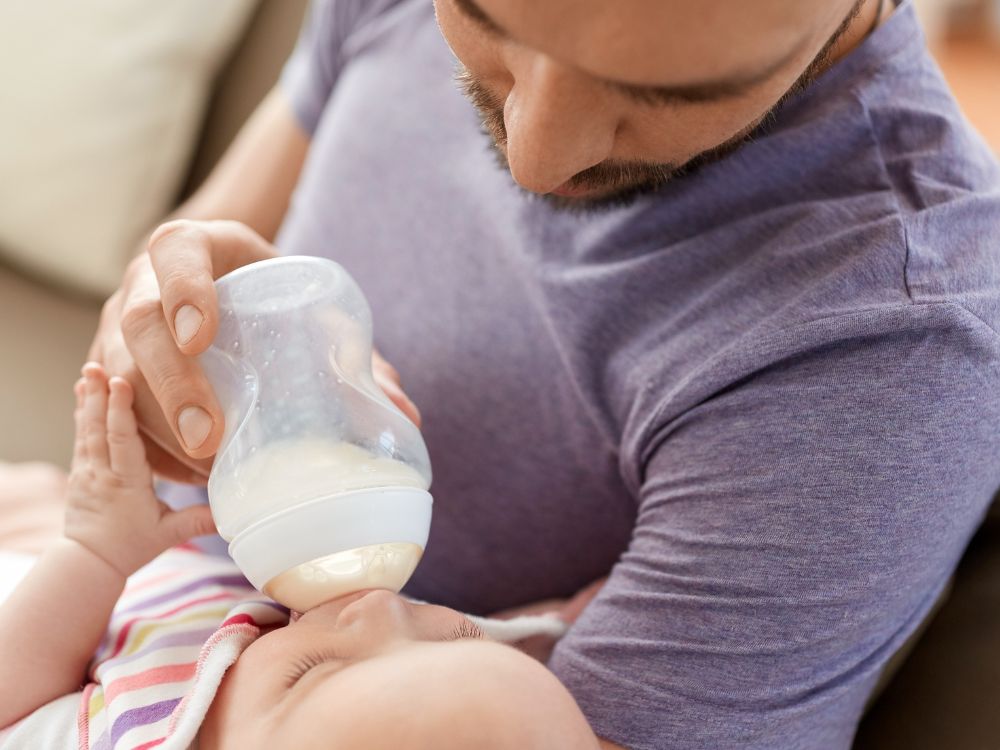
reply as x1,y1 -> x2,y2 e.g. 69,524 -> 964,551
167,87 -> 310,243
547,305 -> 1000,749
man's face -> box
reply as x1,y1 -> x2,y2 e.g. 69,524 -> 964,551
434,0 -> 870,209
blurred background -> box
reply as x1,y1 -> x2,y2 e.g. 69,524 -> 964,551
917,0 -> 1000,151
0,1 -> 997,748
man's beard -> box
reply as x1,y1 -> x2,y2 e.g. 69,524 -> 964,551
454,66 -> 759,213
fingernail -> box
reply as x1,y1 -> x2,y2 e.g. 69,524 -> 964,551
178,406 -> 212,451
405,396 -> 421,421
174,305 -> 204,346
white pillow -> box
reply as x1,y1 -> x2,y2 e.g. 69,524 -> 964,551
0,0 -> 258,297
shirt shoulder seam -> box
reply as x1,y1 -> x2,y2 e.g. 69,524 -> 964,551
851,85 -> 916,304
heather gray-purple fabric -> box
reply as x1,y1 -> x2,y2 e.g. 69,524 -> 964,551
160,1 -> 1000,747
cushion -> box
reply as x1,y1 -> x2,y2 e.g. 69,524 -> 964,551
0,0 -> 259,297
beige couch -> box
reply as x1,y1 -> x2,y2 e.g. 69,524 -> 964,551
0,0 -> 307,469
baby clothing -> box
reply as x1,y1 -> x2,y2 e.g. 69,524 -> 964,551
0,545 -> 283,750
0,545 -> 566,750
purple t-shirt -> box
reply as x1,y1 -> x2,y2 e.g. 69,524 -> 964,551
166,1 -> 1000,747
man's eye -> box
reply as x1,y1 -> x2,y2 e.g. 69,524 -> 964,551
445,619 -> 486,640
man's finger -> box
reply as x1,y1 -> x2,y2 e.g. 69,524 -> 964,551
121,298 -> 224,459
139,432 -> 212,485
375,375 -> 423,428
146,222 -> 218,356
147,220 -> 276,356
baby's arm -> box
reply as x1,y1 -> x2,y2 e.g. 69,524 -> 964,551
0,364 -> 216,728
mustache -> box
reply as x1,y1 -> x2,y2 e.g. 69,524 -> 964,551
454,65 -> 680,193
453,65 -> 762,210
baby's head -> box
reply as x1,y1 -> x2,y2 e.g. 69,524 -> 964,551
198,589 -> 599,749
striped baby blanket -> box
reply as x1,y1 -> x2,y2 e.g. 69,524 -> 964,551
77,545 -> 283,750
0,545 -> 568,750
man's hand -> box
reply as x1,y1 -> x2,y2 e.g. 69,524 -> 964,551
492,577 -> 608,662
87,220 -> 276,482
88,219 -> 422,484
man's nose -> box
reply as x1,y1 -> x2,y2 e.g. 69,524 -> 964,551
502,55 -> 616,194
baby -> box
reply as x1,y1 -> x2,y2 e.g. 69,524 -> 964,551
0,363 -> 600,749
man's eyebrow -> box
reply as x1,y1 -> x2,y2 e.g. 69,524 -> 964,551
451,0 -> 807,104
611,41 -> 807,104
453,0 -> 506,36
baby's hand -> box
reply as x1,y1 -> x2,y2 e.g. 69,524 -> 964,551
64,363 -> 217,578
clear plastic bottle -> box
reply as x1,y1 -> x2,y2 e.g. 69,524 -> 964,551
200,256 -> 432,611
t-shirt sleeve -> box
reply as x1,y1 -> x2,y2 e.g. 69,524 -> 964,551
547,303 -> 1000,750
279,0 -> 400,135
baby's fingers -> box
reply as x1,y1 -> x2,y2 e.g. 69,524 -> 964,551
160,503 -> 217,547
106,377 -> 147,478
71,378 -> 87,469
81,363 -> 110,468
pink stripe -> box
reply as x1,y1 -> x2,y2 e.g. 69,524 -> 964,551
104,592 -> 242,661
167,623 -> 261,735
104,662 -> 197,704
120,569 -> 185,597
77,683 -> 95,750
220,613 -> 259,628
131,737 -> 167,749
93,570 -> 189,661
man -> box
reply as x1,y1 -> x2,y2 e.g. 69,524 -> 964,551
87,0 -> 1000,747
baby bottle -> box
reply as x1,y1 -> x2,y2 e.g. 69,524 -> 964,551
199,256 -> 433,612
